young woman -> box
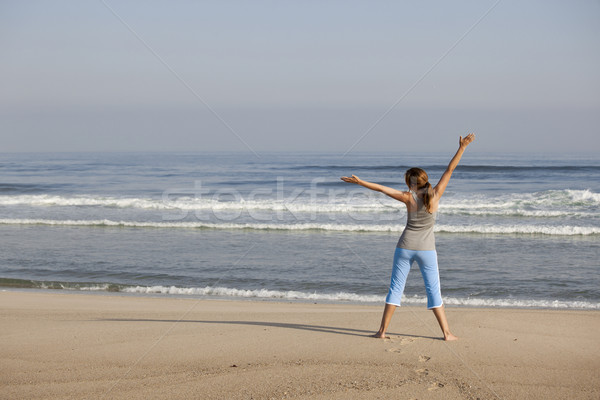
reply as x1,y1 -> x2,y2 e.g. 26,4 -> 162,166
341,134 -> 475,341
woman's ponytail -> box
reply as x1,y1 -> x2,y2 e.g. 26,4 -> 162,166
422,181 -> 434,213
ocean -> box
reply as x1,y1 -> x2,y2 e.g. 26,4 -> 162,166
1,151 -> 598,309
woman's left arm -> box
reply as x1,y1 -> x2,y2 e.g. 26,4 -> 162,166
434,133 -> 475,198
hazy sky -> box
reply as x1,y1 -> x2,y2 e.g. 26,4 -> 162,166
1,1 -> 599,154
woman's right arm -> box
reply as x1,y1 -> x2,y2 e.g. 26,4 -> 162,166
434,133 -> 475,198
341,175 -> 410,203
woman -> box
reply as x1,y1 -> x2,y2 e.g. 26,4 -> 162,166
341,134 -> 475,341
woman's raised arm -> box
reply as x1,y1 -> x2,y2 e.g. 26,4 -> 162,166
434,133 -> 475,198
341,175 -> 410,203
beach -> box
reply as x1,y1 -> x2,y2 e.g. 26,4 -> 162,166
1,291 -> 598,400
1,152 -> 599,399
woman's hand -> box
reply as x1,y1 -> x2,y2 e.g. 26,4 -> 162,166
341,175 -> 409,202
459,133 -> 475,149
340,175 -> 361,184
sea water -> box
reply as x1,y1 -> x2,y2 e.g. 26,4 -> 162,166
0,151 -> 598,309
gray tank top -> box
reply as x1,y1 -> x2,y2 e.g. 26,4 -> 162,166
396,191 -> 436,251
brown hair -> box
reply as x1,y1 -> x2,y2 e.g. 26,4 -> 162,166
404,167 -> 434,213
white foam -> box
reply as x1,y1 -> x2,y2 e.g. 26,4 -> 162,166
0,189 -> 597,218
441,296 -> 600,309
118,285 -> 600,309
1,218 -> 598,236
0,194 -> 389,214
121,285 -> 384,303
565,189 -> 600,203
0,195 -> 167,209
65,284 -> 110,291
435,224 -> 600,236
440,189 -> 599,217
439,208 -> 582,218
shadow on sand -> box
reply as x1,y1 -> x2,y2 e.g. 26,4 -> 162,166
96,318 -> 441,340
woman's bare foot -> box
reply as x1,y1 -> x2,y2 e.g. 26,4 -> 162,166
372,331 -> 389,339
432,306 -> 458,341
373,304 -> 396,339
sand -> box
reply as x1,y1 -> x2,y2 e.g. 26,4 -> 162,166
1,291 -> 598,400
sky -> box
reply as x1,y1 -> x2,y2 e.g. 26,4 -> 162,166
1,0 -> 599,154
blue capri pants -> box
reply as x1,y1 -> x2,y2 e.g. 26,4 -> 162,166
385,248 -> 443,309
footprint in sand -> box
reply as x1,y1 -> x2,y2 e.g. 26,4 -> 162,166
386,337 -> 419,354
418,355 -> 431,362
389,337 -> 417,345
415,368 -> 429,376
427,382 -> 445,391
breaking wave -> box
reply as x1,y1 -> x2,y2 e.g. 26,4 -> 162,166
0,218 -> 598,235
0,189 -> 598,218
1,279 -> 597,309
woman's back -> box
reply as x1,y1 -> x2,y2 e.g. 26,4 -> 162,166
396,191 -> 436,251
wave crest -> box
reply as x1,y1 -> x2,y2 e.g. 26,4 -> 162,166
0,218 -> 597,236
0,189 -> 598,217
2,279 -> 597,309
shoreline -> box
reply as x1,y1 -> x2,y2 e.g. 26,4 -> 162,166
2,291 -> 599,399
1,286 -> 598,311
